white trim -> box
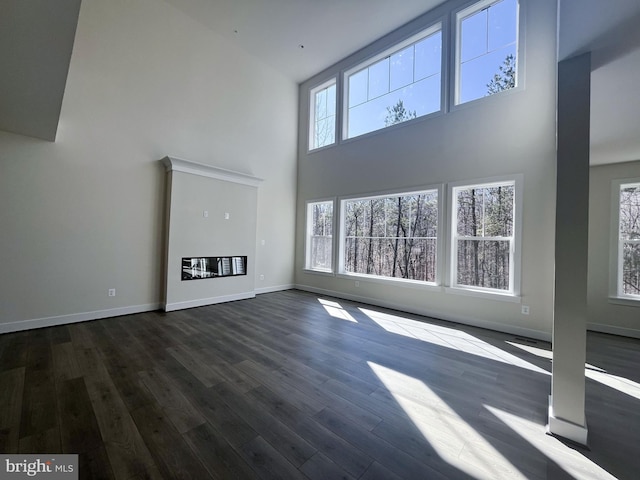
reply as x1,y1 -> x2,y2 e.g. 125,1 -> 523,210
161,156 -> 263,187
295,283 -> 550,342
164,292 -> 255,312
0,303 -> 161,334
547,395 -> 589,446
588,322 -> 640,339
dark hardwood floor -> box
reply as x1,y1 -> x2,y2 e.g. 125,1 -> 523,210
1,289 -> 639,479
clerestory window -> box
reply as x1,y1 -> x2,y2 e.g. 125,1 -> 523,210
456,0 -> 519,105
343,24 -> 442,140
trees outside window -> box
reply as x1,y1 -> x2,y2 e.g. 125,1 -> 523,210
341,190 -> 438,282
306,201 -> 334,271
452,181 -> 515,292
619,183 -> 640,297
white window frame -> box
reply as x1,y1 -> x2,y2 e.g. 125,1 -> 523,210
342,22 -> 444,141
453,0 -> 522,107
309,78 -> 337,152
609,179 -> 640,304
447,176 -> 522,300
337,186 -> 443,287
304,199 -> 335,273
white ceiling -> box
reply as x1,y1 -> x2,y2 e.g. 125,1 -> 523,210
162,0 -> 640,166
163,0 -> 447,83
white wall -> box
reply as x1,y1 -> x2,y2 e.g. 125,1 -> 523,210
588,160 -> 640,338
295,0 -> 559,340
0,0 -> 298,332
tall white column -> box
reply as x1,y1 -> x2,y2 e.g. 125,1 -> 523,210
549,52 -> 591,445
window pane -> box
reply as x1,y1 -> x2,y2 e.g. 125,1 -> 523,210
456,185 -> 514,237
620,184 -> 640,240
349,69 -> 368,108
315,117 -> 335,147
461,8 -> 487,63
457,239 -> 510,289
390,46 -> 414,91
326,83 -> 336,117
488,0 -> 518,52
415,32 -> 442,80
342,191 -> 438,282
460,45 -> 516,103
622,243 -> 640,296
368,58 -> 390,99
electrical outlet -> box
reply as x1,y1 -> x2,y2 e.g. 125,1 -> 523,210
259,274 -> 265,281
108,288 -> 116,297
355,281 -> 360,287
521,305 -> 530,315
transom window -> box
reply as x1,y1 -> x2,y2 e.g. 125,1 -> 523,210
309,79 -> 336,150
456,0 -> 519,104
618,183 -> 640,298
305,200 -> 334,272
344,24 -> 442,139
340,190 -> 439,283
452,181 -> 516,293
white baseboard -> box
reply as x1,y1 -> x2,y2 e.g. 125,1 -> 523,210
164,291 -> 255,312
255,284 -> 295,295
547,395 -> 588,446
0,303 -> 161,334
588,322 -> 640,339
295,283 -> 551,342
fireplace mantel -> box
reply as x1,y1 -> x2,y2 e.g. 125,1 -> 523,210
161,156 -> 262,187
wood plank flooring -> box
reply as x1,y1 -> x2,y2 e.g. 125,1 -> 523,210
1,289 -> 639,479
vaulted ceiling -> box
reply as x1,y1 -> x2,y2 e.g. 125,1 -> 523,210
2,0 -> 640,165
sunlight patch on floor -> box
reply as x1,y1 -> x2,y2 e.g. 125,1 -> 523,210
368,361 -> 528,480
585,369 -> 640,401
485,405 -> 617,480
361,308 -> 549,374
507,341 -> 640,400
318,298 -> 357,322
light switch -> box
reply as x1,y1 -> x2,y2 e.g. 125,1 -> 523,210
224,212 -> 230,220
203,210 -> 208,218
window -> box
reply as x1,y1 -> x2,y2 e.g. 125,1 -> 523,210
451,181 -> 516,293
344,24 -> 442,139
309,79 -> 336,150
618,183 -> 640,298
456,0 -> 518,105
305,200 -> 334,272
340,190 -> 439,283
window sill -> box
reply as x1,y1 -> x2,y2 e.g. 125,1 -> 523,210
303,268 -> 335,277
445,286 -> 521,303
336,272 -> 442,291
608,296 -> 640,307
